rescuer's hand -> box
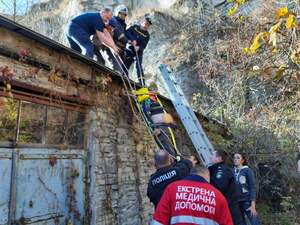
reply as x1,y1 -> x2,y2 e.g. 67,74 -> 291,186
154,128 -> 161,136
248,202 -> 258,217
113,45 -> 120,54
134,45 -> 140,52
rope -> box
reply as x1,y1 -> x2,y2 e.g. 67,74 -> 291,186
109,49 -> 177,159
134,48 -> 145,87
156,98 -> 180,155
115,50 -> 180,156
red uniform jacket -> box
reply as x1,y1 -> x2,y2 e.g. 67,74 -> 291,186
151,175 -> 233,225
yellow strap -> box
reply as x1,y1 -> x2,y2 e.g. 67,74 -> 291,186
157,98 -> 178,152
133,87 -> 150,103
134,27 -> 148,38
168,126 -> 178,150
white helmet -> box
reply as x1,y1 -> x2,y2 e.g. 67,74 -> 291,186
114,5 -> 128,16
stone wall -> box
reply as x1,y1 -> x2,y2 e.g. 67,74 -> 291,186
86,83 -> 197,224
84,81 -> 228,224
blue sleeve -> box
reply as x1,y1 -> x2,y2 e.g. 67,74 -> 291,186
247,168 -> 257,201
125,25 -> 136,41
141,101 -> 153,124
95,23 -> 104,32
174,159 -> 192,178
94,16 -> 105,32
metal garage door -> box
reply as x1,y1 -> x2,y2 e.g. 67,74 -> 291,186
0,97 -> 88,225
0,149 -> 12,225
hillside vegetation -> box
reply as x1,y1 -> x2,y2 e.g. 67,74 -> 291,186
142,1 -> 300,224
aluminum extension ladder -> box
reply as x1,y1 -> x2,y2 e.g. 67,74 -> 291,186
159,64 -> 214,166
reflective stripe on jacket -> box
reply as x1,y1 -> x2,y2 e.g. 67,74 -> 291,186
151,175 -> 233,225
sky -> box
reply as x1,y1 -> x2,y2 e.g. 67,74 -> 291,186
0,0 -> 39,15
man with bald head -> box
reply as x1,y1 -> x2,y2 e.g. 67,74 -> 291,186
66,7 -> 119,58
147,150 -> 197,208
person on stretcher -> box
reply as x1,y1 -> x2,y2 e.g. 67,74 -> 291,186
135,87 -> 178,156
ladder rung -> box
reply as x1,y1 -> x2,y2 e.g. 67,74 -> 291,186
159,64 -> 214,166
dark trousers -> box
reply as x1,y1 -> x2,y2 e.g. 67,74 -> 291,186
124,48 -> 145,86
66,22 -> 94,58
239,201 -> 260,225
94,47 -> 105,65
229,202 -> 243,225
155,126 -> 176,157
106,49 -> 127,75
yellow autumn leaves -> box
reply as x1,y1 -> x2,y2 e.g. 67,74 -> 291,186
291,49 -> 300,65
227,0 -> 246,16
243,7 -> 298,55
276,7 -> 298,29
243,32 -> 269,54
286,14 -> 298,29
276,6 -> 289,18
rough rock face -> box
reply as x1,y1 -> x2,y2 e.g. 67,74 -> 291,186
18,0 -> 208,99
18,0 -> 176,43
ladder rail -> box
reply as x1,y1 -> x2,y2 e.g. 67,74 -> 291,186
159,64 -> 214,166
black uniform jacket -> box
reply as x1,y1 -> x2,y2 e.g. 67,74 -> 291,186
126,24 -> 150,53
209,162 -> 243,225
147,159 -> 192,208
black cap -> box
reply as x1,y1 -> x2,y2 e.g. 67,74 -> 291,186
144,14 -> 152,25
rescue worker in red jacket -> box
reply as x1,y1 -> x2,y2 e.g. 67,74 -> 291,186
151,164 -> 233,225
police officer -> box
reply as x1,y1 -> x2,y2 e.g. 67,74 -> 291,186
209,150 -> 243,225
151,164 -> 233,225
125,14 -> 152,86
147,150 -> 196,208
66,8 -> 119,58
106,5 -> 129,73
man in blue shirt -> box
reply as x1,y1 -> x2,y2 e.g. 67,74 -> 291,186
66,8 -> 119,58
125,15 -> 152,86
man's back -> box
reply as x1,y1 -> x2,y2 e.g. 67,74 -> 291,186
71,12 -> 105,35
152,175 -> 233,225
147,159 -> 192,208
209,162 -> 239,203
209,162 -> 242,225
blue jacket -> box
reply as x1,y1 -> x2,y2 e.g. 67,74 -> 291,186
110,16 -> 128,49
141,98 -> 164,125
126,24 -> 150,53
71,12 -> 105,35
234,166 -> 257,202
